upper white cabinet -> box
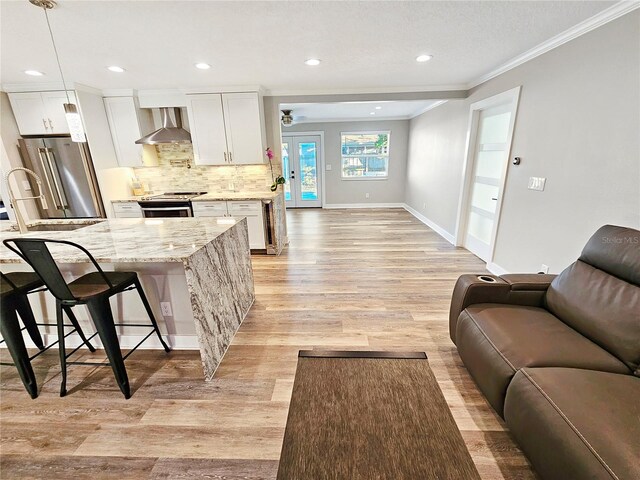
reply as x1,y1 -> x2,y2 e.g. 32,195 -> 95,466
186,94 -> 228,165
8,91 -> 77,136
186,92 -> 266,166
103,96 -> 158,167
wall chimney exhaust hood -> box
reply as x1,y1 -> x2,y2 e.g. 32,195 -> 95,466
135,107 -> 191,145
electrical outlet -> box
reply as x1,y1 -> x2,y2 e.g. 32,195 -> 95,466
160,302 -> 173,317
22,180 -> 31,191
528,177 -> 546,191
326,164 -> 332,171
365,193 -> 370,199
539,264 -> 549,274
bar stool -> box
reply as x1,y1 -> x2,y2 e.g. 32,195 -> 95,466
3,238 -> 171,399
1,271 -> 96,398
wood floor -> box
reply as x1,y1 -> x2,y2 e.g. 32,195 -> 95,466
0,208 -> 536,479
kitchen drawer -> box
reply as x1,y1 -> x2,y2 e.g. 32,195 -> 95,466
113,202 -> 143,218
228,200 -> 262,214
192,201 -> 228,214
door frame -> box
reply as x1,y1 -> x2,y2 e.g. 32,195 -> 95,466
281,130 -> 325,208
454,86 -> 521,264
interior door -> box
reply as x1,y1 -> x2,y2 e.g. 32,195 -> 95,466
281,135 -> 321,208
463,103 -> 514,261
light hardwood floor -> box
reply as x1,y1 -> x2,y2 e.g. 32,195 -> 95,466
0,208 -> 536,479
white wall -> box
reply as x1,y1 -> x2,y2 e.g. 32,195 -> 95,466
405,10 -> 640,273
286,120 -> 409,206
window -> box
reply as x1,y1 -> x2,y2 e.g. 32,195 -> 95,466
341,132 -> 390,179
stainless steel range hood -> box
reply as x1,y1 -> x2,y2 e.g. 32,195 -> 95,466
135,107 -> 192,145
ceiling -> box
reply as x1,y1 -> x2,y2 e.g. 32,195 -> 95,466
280,100 -> 443,123
0,1 -> 616,93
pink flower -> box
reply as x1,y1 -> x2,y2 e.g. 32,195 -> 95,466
266,147 -> 274,160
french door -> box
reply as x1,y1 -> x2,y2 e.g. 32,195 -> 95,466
460,88 -> 520,262
281,135 -> 322,208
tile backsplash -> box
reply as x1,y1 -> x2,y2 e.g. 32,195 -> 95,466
133,144 -> 281,193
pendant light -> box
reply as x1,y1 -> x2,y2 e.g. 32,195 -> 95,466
30,0 -> 86,142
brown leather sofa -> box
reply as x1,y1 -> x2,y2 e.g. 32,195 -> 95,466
449,225 -> 640,480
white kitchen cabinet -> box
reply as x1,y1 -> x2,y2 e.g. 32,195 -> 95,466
222,93 -> 266,165
104,96 -> 158,167
113,201 -> 143,218
193,200 -> 266,249
8,90 -> 77,136
186,94 -> 228,165
186,92 -> 265,166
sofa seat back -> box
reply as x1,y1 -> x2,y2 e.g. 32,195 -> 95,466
545,225 -> 640,374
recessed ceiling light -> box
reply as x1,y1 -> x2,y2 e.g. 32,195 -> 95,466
416,54 -> 433,63
304,58 -> 321,66
370,112 -> 376,115
24,70 -> 44,76
375,106 -> 382,110
195,63 -> 211,70
107,66 -> 125,73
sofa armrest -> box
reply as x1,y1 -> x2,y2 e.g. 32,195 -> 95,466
501,274 -> 557,291
449,273 -> 557,344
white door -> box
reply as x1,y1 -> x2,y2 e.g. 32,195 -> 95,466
462,89 -> 520,262
104,97 -> 144,167
41,91 -> 76,134
282,135 -> 322,208
186,94 -> 228,165
8,92 -> 48,135
222,92 -> 265,165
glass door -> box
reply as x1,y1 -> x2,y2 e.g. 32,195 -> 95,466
282,135 -> 322,208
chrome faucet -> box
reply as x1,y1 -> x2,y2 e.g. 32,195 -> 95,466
5,167 -> 49,234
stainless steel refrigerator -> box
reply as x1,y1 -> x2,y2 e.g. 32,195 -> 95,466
18,137 -> 105,218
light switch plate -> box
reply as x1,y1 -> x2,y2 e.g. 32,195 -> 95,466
528,177 -> 546,191
326,164 -> 332,171
22,180 -> 32,191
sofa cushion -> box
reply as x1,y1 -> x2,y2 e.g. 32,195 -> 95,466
504,368 -> 640,480
545,225 -> 640,374
455,304 -> 630,416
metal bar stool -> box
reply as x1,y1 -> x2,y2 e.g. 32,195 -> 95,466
0,271 -> 96,398
3,238 -> 171,399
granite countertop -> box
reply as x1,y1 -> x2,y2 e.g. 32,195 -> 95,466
192,191 -> 282,202
0,217 -> 244,264
111,191 -> 282,203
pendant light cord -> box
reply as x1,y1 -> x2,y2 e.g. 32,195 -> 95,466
43,7 -> 70,103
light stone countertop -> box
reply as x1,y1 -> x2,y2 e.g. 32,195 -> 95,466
0,217 -> 244,264
111,191 -> 282,203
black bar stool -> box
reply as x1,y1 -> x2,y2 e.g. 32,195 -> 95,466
1,271 -> 96,398
3,238 -> 171,399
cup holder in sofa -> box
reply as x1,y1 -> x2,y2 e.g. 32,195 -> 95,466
477,275 -> 498,283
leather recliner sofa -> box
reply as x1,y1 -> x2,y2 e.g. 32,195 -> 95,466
449,225 -> 640,480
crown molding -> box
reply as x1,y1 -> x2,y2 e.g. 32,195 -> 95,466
288,115 -> 416,124
409,100 -> 448,119
468,0 -> 640,89
1,81 -> 66,92
102,88 -> 137,97
266,85 -> 468,97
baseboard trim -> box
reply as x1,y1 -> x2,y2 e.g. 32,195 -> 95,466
486,262 -> 509,275
402,204 -> 455,245
323,203 -> 405,209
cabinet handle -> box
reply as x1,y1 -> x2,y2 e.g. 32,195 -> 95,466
48,118 -> 54,130
42,118 -> 49,131
224,152 -> 228,163
229,152 -> 233,163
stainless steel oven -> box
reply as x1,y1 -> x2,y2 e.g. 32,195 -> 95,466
137,192 -> 206,218
139,201 -> 193,218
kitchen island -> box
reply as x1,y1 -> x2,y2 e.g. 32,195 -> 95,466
0,217 -> 254,380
